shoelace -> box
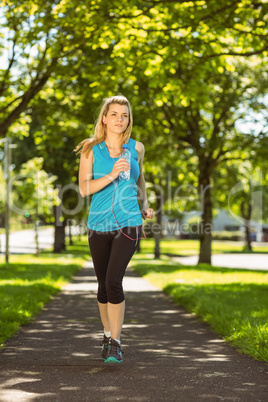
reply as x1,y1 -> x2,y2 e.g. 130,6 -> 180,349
109,340 -> 123,355
101,336 -> 109,345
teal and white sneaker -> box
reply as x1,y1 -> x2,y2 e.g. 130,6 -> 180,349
101,335 -> 110,360
104,338 -> 123,364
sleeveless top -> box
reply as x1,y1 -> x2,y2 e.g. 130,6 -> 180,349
87,138 -> 143,231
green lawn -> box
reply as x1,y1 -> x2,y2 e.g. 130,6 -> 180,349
0,246 -> 89,348
140,238 -> 268,255
132,238 -> 268,363
1,236 -> 267,363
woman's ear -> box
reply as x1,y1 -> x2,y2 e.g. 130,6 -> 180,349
103,117 -> 106,124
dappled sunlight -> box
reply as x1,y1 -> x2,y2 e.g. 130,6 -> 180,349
123,324 -> 148,329
207,339 -> 224,343
154,309 -> 178,314
64,282 -> 98,292
132,253 -> 268,362
0,264 -> 267,401
194,356 -> 230,362
201,372 -> 230,378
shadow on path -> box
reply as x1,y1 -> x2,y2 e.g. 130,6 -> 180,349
0,262 -> 267,401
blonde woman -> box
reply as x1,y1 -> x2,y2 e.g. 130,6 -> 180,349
75,95 -> 154,363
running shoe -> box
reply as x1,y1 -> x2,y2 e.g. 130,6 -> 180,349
100,334 -> 110,360
104,338 -> 123,363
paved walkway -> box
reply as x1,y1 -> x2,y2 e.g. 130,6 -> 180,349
0,228 -> 54,254
0,261 -> 267,401
170,253 -> 268,270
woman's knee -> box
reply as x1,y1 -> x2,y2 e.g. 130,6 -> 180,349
97,283 -> 108,304
106,280 -> 124,304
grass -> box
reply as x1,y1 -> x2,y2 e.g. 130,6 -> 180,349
0,245 -> 89,348
1,235 -> 267,363
140,238 -> 268,255
132,238 -> 268,363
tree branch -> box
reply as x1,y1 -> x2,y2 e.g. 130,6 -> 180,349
128,1 -> 241,34
201,45 -> 268,59
231,27 -> 267,39
215,134 -> 256,164
209,106 -> 229,148
0,94 -> 24,115
0,57 -> 59,137
147,0 -> 208,4
0,38 -> 17,96
217,156 -> 245,164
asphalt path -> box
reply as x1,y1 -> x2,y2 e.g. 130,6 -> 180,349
0,227 -> 54,254
0,262 -> 267,401
1,228 -> 267,271
171,253 -> 268,270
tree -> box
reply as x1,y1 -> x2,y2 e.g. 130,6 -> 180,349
2,0 -> 267,259
109,0 -> 268,262
0,0 -> 149,138
0,167 -> 5,227
214,159 -> 263,251
12,157 -> 59,254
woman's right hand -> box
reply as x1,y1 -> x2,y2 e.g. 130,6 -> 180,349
110,158 -> 130,179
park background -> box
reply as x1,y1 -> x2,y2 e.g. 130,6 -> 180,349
0,0 -> 268,363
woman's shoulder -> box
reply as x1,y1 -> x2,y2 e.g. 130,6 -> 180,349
134,140 -> 144,154
91,141 -> 105,157
133,140 -> 144,163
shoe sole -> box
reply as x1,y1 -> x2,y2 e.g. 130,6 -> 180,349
104,356 -> 122,364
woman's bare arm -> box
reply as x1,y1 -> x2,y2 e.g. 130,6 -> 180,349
78,149 -> 130,197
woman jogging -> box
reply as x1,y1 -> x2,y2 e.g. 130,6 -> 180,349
75,95 -> 155,363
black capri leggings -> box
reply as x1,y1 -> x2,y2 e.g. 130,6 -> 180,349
88,225 -> 142,304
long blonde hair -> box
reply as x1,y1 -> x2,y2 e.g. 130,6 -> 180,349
74,95 -> 133,157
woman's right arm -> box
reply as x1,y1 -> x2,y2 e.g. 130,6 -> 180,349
78,150 -> 130,197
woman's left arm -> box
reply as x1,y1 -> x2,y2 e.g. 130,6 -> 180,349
136,141 -> 155,220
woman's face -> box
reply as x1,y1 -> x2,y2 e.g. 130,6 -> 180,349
103,103 -> 129,134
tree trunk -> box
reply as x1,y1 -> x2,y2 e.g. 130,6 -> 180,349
198,159 -> 213,264
136,240 -> 141,253
0,58 -> 58,139
68,219 -> 73,246
241,201 -> 252,252
53,205 -> 66,253
54,221 -> 66,253
154,193 -> 162,259
34,220 -> 40,256
244,222 -> 252,251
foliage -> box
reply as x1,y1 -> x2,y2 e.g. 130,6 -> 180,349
0,0 -> 267,260
0,250 -> 87,348
111,4 -> 268,261
212,231 -> 243,241
138,237 -> 268,256
12,157 -> 60,223
0,167 -> 5,213
131,253 -> 268,363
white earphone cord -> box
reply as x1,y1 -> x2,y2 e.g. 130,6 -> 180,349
111,179 -> 146,242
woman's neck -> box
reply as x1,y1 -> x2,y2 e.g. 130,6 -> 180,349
105,133 -> 122,150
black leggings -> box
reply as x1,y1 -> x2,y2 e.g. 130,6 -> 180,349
88,225 -> 142,304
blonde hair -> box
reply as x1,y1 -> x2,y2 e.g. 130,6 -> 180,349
74,95 -> 133,157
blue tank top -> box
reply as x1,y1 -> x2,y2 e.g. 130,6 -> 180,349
87,138 -> 143,231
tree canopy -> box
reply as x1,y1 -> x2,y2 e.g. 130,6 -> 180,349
0,0 -> 267,259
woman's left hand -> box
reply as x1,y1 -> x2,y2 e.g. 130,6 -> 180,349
142,208 -> 155,220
